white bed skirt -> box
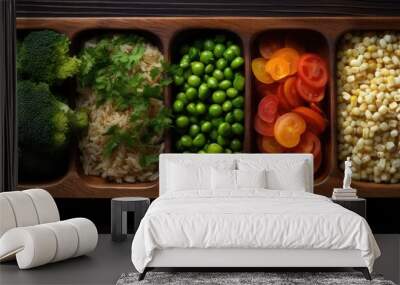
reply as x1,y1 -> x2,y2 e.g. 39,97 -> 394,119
148,248 -> 366,268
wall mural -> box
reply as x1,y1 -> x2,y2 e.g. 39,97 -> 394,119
13,18 -> 400,201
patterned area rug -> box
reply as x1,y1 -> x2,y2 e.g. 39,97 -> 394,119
117,272 -> 395,285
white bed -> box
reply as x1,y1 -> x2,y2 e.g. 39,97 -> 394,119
131,154 -> 380,280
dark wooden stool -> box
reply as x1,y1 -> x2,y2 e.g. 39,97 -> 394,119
111,197 -> 150,242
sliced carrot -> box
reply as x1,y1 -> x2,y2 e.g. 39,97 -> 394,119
270,47 -> 300,75
291,131 -> 321,157
296,77 -> 325,103
258,136 -> 287,153
274,112 -> 306,148
254,115 -> 274,137
259,34 -> 284,60
283,76 -> 304,108
256,81 -> 279,98
292,106 -> 326,135
265,57 -> 291,81
252,58 -> 275,84
258,95 -> 279,123
310,102 -> 324,116
298,53 -> 328,88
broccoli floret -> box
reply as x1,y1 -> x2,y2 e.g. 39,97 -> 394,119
17,30 -> 80,84
17,80 -> 88,151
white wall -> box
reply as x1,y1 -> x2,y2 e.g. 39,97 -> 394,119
374,234 -> 400,284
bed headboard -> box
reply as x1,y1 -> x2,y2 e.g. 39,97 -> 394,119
159,153 -> 314,195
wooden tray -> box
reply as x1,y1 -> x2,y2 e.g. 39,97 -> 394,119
16,17 -> 400,198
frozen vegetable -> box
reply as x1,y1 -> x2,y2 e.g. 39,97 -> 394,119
172,35 -> 245,153
252,34 -> 329,172
337,32 -> 400,183
17,30 -> 80,84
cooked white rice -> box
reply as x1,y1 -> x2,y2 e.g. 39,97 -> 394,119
77,41 -> 165,183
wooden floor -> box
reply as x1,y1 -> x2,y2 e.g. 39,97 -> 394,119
0,235 -> 134,285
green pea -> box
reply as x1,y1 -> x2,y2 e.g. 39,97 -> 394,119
198,150 -> 206,154
223,48 -> 236,61
200,50 -> 214,64
174,75 -> 185,86
189,116 -> 199,124
233,74 -> 245,91
230,139 -> 242,152
210,130 -> 218,140
183,69 -> 192,79
232,96 -> 244,108
225,112 -> 235,124
207,143 -> 223,153
183,83 -> 190,90
217,135 -> 228,146
201,121 -> 212,133
176,116 -> 189,128
212,69 -> 224,81
229,44 -> 241,56
193,133 -> 206,148
188,75 -> 201,87
219,79 -> 231,90
207,77 -> 219,89
180,55 -> 190,69
218,122 -> 231,137
223,67 -> 234,79
211,118 -> 223,127
212,90 -> 226,104
195,102 -> 207,115
222,100 -> 233,112
213,43 -> 226,58
176,92 -> 187,104
209,104 -> 223,117
186,102 -> 197,115
216,58 -> 227,70
231,56 -> 244,69
232,122 -> 244,135
233,109 -> 244,121
173,100 -> 185,113
225,148 -> 232,153
203,39 -> 215,51
226,87 -> 238,98
189,124 -> 200,137
180,135 -> 192,148
205,64 -> 214,74
188,47 -> 199,60
214,34 -> 226,43
198,83 -> 209,101
185,87 -> 197,101
191,61 -> 204,76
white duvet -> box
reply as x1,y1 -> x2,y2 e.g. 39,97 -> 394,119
131,190 -> 380,273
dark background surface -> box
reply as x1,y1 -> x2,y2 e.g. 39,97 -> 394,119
11,0 -> 400,233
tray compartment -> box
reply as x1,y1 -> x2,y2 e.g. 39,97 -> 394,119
250,29 -> 332,182
169,28 -> 249,152
16,28 -> 76,185
71,28 -> 166,189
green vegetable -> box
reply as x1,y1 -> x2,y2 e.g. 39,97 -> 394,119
18,30 -> 80,84
172,35 -> 245,152
18,80 -> 87,151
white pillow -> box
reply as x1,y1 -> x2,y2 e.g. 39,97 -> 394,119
211,168 -> 237,190
167,163 -> 211,191
166,159 -> 236,192
236,169 -> 267,189
237,159 -> 308,192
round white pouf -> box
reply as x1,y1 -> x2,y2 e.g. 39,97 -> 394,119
1,191 -> 39,227
0,196 -> 17,237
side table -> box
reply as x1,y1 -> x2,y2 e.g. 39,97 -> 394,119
331,197 -> 366,219
111,197 -> 150,242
